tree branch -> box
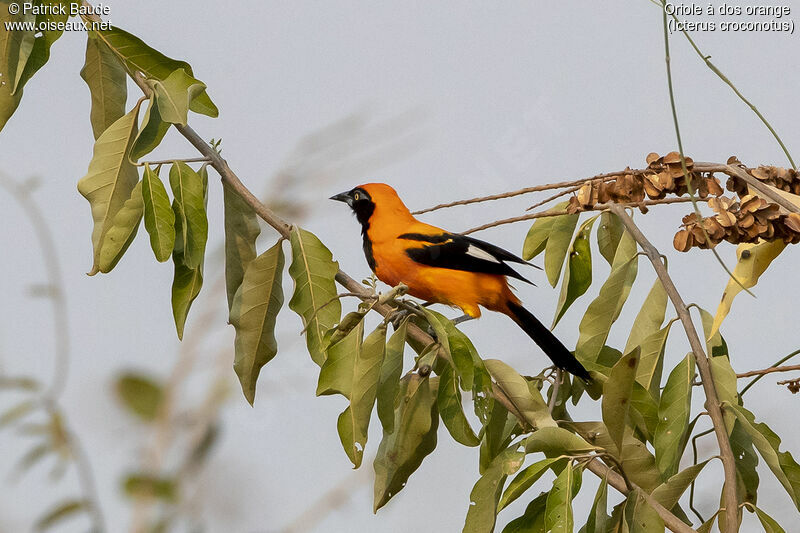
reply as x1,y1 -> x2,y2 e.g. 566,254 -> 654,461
608,203 -> 739,533
735,364 -> 800,379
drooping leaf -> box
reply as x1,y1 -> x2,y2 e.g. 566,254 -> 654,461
115,372 -> 163,421
438,364 -> 480,446
1,4 -> 69,132
522,216 -> 556,260
96,26 -> 218,117
651,460 -> 710,510
288,226 -> 341,366
338,323 -> 387,467
80,34 -> 127,139
634,323 -> 673,399
97,180 -> 144,273
602,347 -> 640,452
545,461 -> 579,533
141,165 -> 175,262
373,375 -> 439,511
502,492 -> 548,533
624,491 -> 664,533
654,353 -> 695,479
129,95 -> 171,161
729,403 -> 800,509
169,161 -> 208,269
317,320 -> 364,398
35,499 -> 87,532
150,68 -> 208,126
524,427 -> 597,457
499,457 -> 565,511
377,318 -> 408,433
553,215 -> 596,327
624,278 -> 668,354
700,307 -> 738,431
729,417 -> 760,505
582,476 -> 610,533
223,183 -> 260,311
123,474 -> 178,502
480,401 -> 520,473
231,240 -> 285,405
464,446 -> 526,533
568,421 -> 662,492
710,239 -> 786,337
629,382 -> 659,442
575,230 -> 638,365
77,103 -> 141,275
544,212 -> 579,287
752,506 -> 787,533
597,211 -> 624,265
485,359 -> 556,430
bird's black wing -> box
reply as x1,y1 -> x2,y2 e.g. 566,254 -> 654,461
399,232 -> 534,284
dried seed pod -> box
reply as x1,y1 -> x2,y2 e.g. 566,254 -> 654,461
673,229 -> 693,252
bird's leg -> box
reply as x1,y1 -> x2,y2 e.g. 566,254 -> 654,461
548,368 -> 563,413
451,314 -> 474,326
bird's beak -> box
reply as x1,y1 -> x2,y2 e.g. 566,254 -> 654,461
330,191 -> 353,206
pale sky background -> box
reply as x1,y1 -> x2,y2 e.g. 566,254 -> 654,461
2,1 -> 800,532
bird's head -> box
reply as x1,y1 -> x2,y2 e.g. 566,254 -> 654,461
330,183 -> 409,226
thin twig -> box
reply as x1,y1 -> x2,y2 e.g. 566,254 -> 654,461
734,364 -> 800,379
462,197 -> 704,235
135,157 -> 212,167
740,349 -> 800,396
526,185 -> 581,211
609,203 -> 739,533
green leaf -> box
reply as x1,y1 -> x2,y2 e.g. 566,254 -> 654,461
522,214 -> 557,260
373,375 -> 439,511
80,33 -> 127,139
574,230 -> 638,365
77,103 -> 141,275
629,382 -> 659,442
485,359 -> 556,430
438,364 -> 480,446
502,492 -> 548,533
710,239 -> 786,337
597,211 -> 624,265
170,254 -> 203,340
651,460 -> 710,510
569,421 -> 662,492
96,26 -> 218,117
1,4 -> 68,132
499,457 -> 565,511
35,499 -> 87,532
752,506 -> 786,533
634,323 -> 673,399
337,323 -> 387,467
123,474 -> 178,502
115,372 -> 163,421
129,95 -> 171,161
480,401 -> 520,473
582,476 -> 610,533
377,318 -> 408,433
624,491 -> 664,533
654,353 -> 695,479
141,165 -> 175,262
553,215 -> 596,327
464,446 -> 526,533
223,183 -> 260,311
150,68 -> 207,126
624,278 -> 668,354
700,307 -> 738,431
317,320 -> 364,397
729,403 -> 800,509
231,240 -> 285,405
97,179 -> 144,273
169,162 -> 208,269
288,226 -> 341,366
545,461 -> 578,533
544,212 -> 579,287
730,417 -> 759,505
524,427 -> 598,456
602,347 -> 640,452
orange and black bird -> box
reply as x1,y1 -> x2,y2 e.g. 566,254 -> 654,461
331,183 -> 591,381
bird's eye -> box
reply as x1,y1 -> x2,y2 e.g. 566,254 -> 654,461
353,192 -> 360,201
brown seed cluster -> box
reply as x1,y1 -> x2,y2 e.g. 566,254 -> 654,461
726,156 -> 800,197
673,195 -> 800,250
567,151 -> 724,214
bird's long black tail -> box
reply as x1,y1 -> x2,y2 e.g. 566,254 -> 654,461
505,301 -> 591,382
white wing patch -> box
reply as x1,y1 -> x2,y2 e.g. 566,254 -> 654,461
466,244 -> 501,263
